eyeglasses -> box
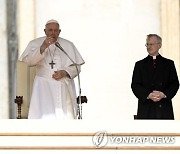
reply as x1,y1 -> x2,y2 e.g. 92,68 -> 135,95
145,43 -> 160,47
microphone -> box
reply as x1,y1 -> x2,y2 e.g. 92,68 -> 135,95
55,41 -> 83,119
55,42 -> 76,64
55,42 -> 65,53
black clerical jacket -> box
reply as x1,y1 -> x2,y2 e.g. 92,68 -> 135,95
131,55 -> 179,119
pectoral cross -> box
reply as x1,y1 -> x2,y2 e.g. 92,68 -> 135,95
49,60 -> 55,69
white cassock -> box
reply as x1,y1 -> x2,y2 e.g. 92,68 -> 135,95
19,36 -> 85,119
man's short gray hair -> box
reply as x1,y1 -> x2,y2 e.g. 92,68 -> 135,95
147,34 -> 162,43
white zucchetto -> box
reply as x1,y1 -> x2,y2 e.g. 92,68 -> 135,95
45,19 -> 60,27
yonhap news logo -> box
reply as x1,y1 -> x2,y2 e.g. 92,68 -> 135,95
92,131 -> 175,148
92,131 -> 108,148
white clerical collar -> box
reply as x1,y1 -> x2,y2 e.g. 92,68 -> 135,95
149,54 -> 159,59
153,56 -> 156,59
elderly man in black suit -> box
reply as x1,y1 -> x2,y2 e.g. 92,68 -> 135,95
131,34 -> 179,119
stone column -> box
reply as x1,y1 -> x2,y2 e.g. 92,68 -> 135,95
7,0 -> 18,119
161,0 -> 180,119
0,0 -> 9,118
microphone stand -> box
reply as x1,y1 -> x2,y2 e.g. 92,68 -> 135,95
55,42 -> 82,119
